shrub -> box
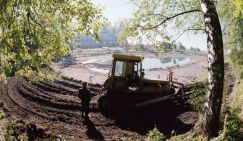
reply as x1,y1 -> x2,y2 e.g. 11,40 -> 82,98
4,122 -> 16,141
146,127 -> 165,141
188,81 -> 207,113
213,107 -> 243,141
225,108 -> 243,140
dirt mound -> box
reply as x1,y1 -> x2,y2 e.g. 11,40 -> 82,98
0,76 -> 197,140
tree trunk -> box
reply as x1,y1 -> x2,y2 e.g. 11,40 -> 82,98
200,0 -> 224,139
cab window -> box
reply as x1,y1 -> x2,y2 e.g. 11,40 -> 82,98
114,61 -> 126,76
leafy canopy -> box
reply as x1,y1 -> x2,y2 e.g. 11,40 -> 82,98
0,0 -> 107,79
218,0 -> 243,49
118,0 -> 204,48
218,0 -> 243,77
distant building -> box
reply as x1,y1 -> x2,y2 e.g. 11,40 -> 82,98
72,27 -> 119,49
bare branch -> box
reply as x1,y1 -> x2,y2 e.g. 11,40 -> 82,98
145,9 -> 202,30
172,28 -> 205,44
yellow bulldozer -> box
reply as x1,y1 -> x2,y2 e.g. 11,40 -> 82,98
101,54 -> 184,108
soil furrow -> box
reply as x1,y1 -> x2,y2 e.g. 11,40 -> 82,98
24,82 -> 79,102
9,79 -> 85,125
32,81 -> 62,93
21,80 -> 79,104
6,78 -> 55,121
39,80 -> 77,94
17,84 -> 81,111
59,77 -> 102,93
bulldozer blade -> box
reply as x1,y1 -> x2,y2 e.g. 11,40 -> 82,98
135,93 -> 178,108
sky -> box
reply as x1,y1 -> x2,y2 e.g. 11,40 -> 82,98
91,0 -> 207,51
91,0 -> 133,25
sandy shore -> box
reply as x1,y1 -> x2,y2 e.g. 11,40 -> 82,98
52,49 -> 208,85
145,54 -> 208,84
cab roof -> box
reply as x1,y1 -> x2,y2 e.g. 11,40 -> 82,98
113,54 -> 143,62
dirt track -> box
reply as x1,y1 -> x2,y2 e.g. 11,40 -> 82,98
0,76 -> 197,140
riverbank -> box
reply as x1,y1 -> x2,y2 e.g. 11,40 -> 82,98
52,49 -> 207,85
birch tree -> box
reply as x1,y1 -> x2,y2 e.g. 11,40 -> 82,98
119,0 -> 224,138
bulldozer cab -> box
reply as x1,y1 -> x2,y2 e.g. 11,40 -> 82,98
109,54 -> 143,90
102,54 -> 184,108
104,54 -> 172,95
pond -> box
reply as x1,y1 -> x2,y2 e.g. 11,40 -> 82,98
142,57 -> 191,70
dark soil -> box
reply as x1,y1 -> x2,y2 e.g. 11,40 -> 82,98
0,76 -> 197,140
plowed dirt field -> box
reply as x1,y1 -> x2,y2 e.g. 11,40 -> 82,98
0,76 -> 197,140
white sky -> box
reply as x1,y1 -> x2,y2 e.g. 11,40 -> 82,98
91,0 -> 207,51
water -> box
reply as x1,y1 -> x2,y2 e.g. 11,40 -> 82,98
142,57 -> 191,70
82,57 -> 191,73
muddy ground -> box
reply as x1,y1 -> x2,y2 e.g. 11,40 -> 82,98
0,76 -> 197,140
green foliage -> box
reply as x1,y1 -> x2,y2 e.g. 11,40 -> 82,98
3,120 -> 31,141
0,0 -> 107,79
232,79 -> 243,110
146,126 -> 165,141
119,0 -> 203,47
224,108 -> 243,140
187,81 -> 207,113
218,0 -> 243,77
229,45 -> 243,67
232,0 -> 243,18
218,0 -> 242,47
213,107 -> 243,141
4,122 -> 16,141
218,3 -> 243,140
230,48 -> 243,79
